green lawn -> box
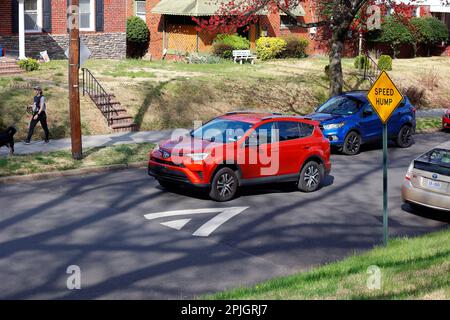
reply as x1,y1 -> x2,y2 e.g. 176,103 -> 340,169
0,142 -> 154,177
209,229 -> 450,300
2,57 -> 450,141
416,117 -> 444,133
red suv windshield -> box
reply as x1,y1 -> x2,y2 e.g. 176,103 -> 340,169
190,118 -> 253,143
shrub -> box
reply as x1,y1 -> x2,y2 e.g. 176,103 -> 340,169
403,86 -> 426,107
354,55 -> 369,70
377,55 -> 392,71
126,16 -> 149,44
214,34 -> 250,49
212,34 -> 250,59
212,42 -> 234,59
410,17 -> 433,56
256,37 -> 287,60
369,16 -> 413,58
18,58 -> 39,72
281,36 -> 309,58
411,17 -> 448,56
426,17 -> 449,45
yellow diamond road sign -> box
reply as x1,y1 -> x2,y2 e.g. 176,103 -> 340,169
367,71 -> 404,124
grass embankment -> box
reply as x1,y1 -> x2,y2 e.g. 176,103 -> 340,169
0,142 -> 154,177
210,229 -> 450,300
416,118 -> 444,133
1,57 -> 450,140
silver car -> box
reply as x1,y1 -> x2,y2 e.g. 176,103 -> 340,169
402,141 -> 450,212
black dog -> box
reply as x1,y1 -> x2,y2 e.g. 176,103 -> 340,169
0,126 -> 17,155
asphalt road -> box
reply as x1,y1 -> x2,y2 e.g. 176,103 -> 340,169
0,132 -> 448,299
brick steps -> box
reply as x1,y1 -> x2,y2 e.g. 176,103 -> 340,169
101,109 -> 128,116
110,122 -> 138,132
0,69 -> 23,76
95,101 -> 121,107
83,68 -> 137,132
0,59 -> 23,76
91,96 -> 137,132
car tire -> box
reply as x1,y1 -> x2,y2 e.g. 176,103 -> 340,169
157,179 -> 177,190
342,131 -> 361,155
396,125 -> 414,148
298,161 -> 323,193
209,167 -> 238,202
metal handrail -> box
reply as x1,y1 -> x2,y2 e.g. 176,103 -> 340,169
363,52 -> 381,84
81,68 -> 114,125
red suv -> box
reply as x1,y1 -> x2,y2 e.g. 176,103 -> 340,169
443,108 -> 450,130
148,112 -> 331,201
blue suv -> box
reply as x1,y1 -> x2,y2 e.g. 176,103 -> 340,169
307,91 -> 416,155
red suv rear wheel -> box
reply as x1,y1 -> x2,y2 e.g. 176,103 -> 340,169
298,161 -> 323,192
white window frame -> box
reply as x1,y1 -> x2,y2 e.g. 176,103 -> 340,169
24,0 -> 42,33
79,0 -> 96,32
135,0 -> 146,21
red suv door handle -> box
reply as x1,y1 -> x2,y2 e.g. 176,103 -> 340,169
303,145 -> 311,149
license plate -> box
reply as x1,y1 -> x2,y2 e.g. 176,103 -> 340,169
427,180 -> 442,190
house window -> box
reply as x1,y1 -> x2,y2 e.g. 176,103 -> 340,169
24,0 -> 42,33
135,0 -> 146,21
79,0 -> 95,31
280,15 -> 297,28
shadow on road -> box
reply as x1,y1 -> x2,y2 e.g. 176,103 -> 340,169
0,132 -> 448,300
401,203 -> 450,224
155,175 -> 335,201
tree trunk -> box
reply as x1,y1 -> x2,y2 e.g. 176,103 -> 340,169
329,29 -> 346,97
391,44 -> 397,59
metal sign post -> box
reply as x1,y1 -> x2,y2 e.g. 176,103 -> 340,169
382,123 -> 388,246
367,71 -> 404,246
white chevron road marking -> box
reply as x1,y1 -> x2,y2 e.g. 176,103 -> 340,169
144,207 -> 249,237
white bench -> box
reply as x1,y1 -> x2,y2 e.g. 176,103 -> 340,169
232,50 -> 256,64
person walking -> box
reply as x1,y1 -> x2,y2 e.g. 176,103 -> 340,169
24,86 -> 49,144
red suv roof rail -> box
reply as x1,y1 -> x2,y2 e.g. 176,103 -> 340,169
225,110 -> 283,116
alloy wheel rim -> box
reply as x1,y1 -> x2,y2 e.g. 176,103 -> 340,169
401,127 -> 411,145
217,173 -> 235,198
346,134 -> 360,153
304,165 -> 320,188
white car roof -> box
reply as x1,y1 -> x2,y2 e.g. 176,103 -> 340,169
437,141 -> 450,150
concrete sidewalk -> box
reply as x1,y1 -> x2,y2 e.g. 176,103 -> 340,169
417,108 -> 447,118
0,129 -> 177,156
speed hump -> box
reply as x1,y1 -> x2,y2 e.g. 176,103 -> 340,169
367,71 -> 403,123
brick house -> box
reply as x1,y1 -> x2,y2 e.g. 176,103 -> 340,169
134,0 -> 331,59
137,0 -> 450,59
0,0 -> 330,60
1,0 -> 448,60
0,0 -> 128,59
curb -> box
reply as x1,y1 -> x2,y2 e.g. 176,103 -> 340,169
0,161 -> 148,184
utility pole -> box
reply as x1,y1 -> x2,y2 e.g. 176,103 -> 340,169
68,0 -> 82,160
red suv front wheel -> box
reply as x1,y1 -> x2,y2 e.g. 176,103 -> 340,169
209,167 -> 238,202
